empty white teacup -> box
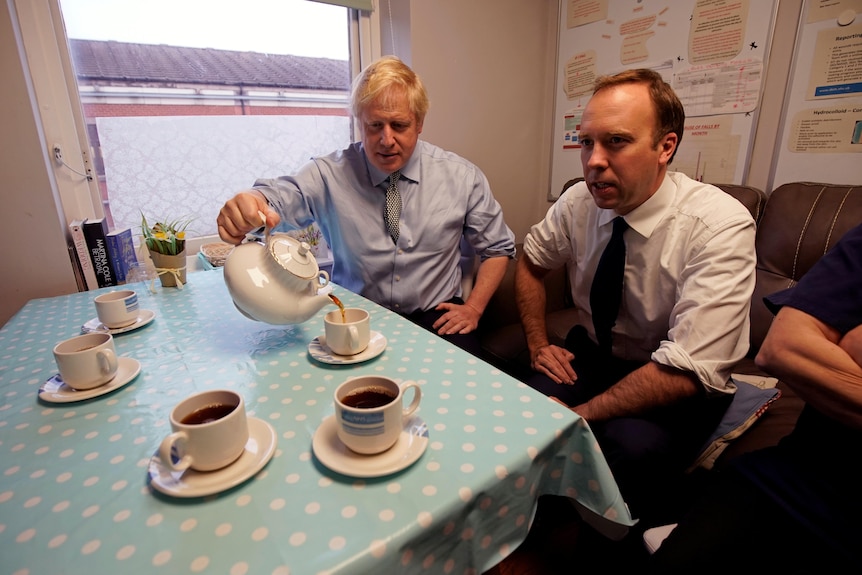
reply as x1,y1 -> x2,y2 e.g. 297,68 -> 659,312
159,389 -> 249,472
53,332 -> 119,390
94,289 -> 139,328
333,376 -> 421,455
324,308 -> 370,356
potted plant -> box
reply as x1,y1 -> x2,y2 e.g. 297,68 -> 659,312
141,214 -> 193,287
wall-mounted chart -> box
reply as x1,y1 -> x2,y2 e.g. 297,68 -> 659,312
770,0 -> 862,189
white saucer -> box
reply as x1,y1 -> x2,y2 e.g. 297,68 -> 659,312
308,330 -> 387,365
312,414 -> 428,478
81,309 -> 156,335
148,418 -> 277,498
38,357 -> 142,403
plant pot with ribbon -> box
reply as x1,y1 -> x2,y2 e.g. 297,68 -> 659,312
141,214 -> 193,289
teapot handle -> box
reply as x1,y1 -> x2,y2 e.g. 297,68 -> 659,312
318,270 -> 330,288
241,227 -> 266,245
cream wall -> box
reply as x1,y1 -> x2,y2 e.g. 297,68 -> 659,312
1,2 -> 79,327
405,0 -> 559,242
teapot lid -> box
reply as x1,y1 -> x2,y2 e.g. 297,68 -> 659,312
268,235 -> 320,279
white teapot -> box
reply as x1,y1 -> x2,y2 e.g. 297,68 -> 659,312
224,233 -> 332,325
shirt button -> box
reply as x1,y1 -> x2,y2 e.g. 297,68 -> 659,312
397,249 -> 403,255
395,275 -> 401,281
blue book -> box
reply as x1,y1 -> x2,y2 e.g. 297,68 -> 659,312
106,227 -> 138,284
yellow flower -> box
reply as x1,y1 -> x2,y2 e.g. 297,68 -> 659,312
141,214 -> 194,256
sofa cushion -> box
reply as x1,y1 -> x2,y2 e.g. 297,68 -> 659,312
748,182 -> 862,353
714,183 -> 767,223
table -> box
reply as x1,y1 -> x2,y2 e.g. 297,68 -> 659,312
0,270 -> 634,575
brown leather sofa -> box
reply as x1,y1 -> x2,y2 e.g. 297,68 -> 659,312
478,181 -> 861,468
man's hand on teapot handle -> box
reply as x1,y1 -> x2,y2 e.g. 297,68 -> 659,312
218,190 -> 281,245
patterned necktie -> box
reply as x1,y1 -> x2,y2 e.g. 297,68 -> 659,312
384,171 -> 401,243
590,216 -> 629,353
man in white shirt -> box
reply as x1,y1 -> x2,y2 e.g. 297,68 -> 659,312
217,56 -> 515,355
515,69 -> 756,526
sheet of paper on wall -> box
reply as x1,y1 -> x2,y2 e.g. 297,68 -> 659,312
672,59 -> 764,117
788,105 -> 862,153
673,116 -> 740,184
566,0 -> 607,29
806,22 -> 862,100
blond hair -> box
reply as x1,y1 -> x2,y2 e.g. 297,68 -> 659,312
350,56 -> 430,122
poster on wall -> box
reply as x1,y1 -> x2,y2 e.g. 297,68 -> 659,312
549,0 -> 778,200
771,0 -> 862,189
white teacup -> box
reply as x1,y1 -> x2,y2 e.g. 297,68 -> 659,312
53,332 -> 119,390
324,308 -> 370,356
159,389 -> 249,472
333,376 -> 421,455
94,289 -> 139,328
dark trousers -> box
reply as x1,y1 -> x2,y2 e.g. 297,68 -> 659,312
648,460 -> 862,573
525,325 -> 731,527
403,297 -> 492,362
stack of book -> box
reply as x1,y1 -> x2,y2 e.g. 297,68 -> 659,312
69,218 -> 139,290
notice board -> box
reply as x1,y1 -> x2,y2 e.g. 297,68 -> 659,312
770,0 -> 862,190
549,0 -> 779,199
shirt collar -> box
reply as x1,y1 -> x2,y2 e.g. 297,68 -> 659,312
363,141 -> 422,188
596,173 -> 674,239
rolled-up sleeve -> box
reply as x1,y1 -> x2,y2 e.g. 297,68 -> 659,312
464,169 -> 516,261
651,214 -> 757,394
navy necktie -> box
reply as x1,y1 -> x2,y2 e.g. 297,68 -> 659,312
384,171 -> 401,243
590,216 -> 628,353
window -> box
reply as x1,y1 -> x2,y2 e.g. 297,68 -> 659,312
39,0 -> 370,248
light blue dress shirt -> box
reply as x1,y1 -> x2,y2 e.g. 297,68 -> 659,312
254,140 -> 516,314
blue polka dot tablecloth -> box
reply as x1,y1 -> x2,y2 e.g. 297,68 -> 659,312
0,270 -> 634,575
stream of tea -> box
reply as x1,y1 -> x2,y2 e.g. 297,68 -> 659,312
328,293 -> 346,323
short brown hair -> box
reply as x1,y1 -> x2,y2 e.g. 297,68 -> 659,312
593,69 -> 685,163
351,56 -> 430,123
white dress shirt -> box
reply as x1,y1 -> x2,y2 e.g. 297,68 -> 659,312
522,171 -> 756,394
254,140 -> 516,314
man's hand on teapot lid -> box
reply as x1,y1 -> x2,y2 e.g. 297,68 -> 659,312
218,190 -> 281,245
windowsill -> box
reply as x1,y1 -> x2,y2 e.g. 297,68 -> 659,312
189,247 -> 334,275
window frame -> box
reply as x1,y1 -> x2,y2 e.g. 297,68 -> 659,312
15,0 -> 380,257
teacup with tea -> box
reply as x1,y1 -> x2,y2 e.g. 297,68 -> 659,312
159,389 -> 249,472
94,289 -> 139,329
324,307 -> 370,355
333,376 -> 421,454
53,332 -> 119,390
